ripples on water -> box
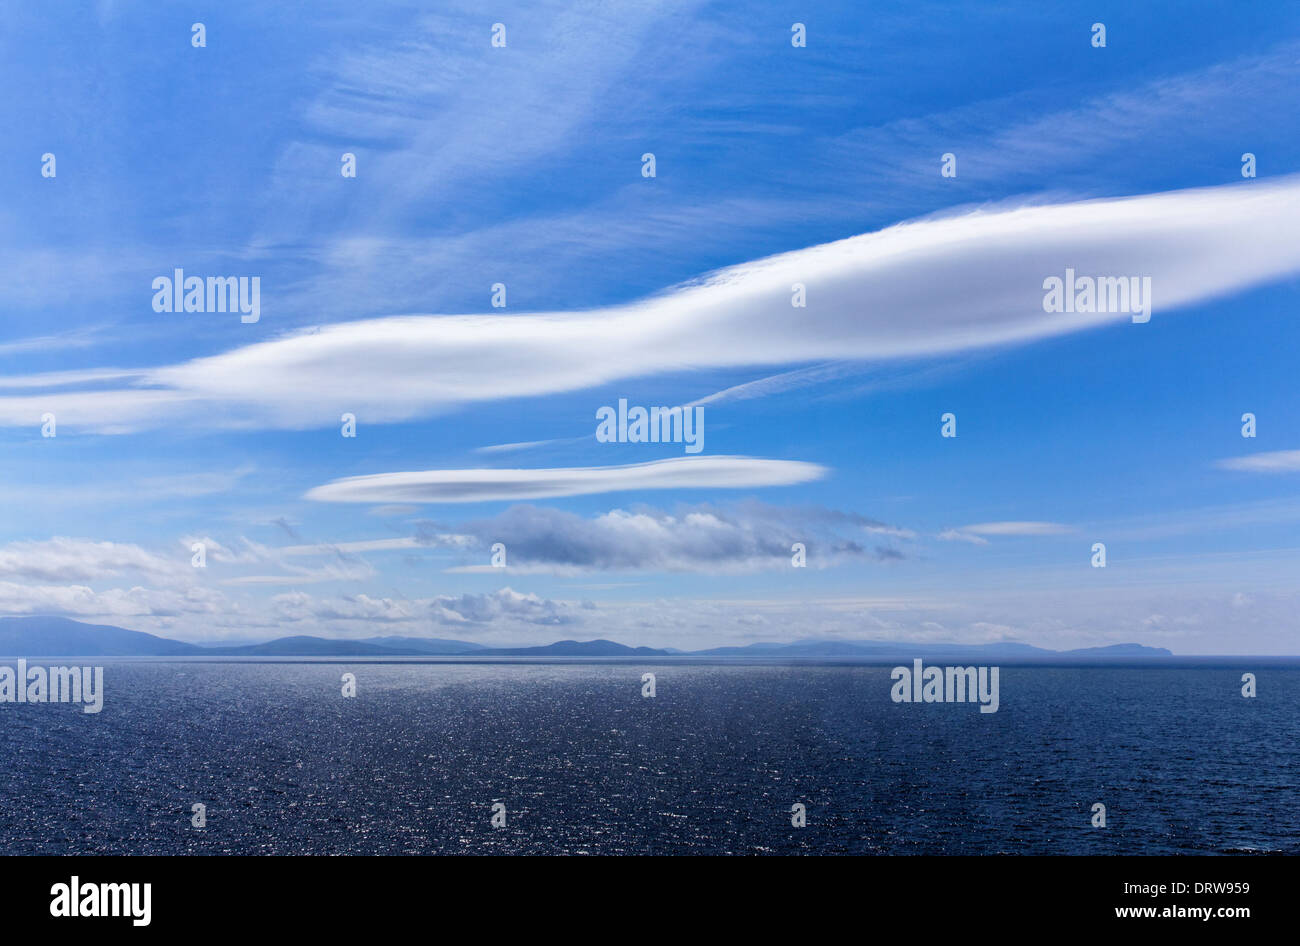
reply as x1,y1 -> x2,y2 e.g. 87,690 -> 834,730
0,662 -> 1293,855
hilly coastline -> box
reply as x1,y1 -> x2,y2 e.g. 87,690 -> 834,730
0,616 -> 1174,660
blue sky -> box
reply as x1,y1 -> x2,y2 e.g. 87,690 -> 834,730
1,1 -> 1299,652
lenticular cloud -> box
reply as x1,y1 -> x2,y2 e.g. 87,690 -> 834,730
304,456 -> 827,504
4,177 -> 1300,432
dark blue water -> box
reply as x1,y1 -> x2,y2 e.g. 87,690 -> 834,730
0,661 -> 1293,854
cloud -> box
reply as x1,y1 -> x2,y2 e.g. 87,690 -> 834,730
1215,450 -> 1300,473
0,534 -> 387,616
215,555 -> 377,587
0,580 -> 223,619
0,467 -> 256,507
414,501 -> 909,574
271,592 -> 418,624
428,588 -> 581,626
218,534 -> 481,585
937,530 -> 989,546
367,505 -> 421,517
304,456 -> 826,504
240,41 -> 1300,330
178,536 -> 265,566
821,44 -> 1300,199
939,521 -> 1072,544
1097,496 -> 1300,541
219,571 -> 375,587
0,537 -> 184,583
4,178 -> 1300,432
958,521 -> 1073,536
276,537 -> 425,555
271,587 -> 582,629
266,2 -> 708,244
687,364 -> 865,407
473,437 -> 588,454
179,534 -> 380,586
0,326 -> 114,357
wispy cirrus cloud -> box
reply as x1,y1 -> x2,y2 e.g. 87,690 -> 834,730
686,363 -> 864,407
821,43 -> 1300,199
177,534 -> 381,587
1215,450 -> 1300,473
473,436 -> 590,454
958,521 -> 1074,536
264,2 -> 711,242
252,40 -> 1300,327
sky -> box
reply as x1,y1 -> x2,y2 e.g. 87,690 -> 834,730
1,1 -> 1299,653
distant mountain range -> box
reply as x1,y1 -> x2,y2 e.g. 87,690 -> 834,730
0,616 -> 205,656
0,616 -> 1174,660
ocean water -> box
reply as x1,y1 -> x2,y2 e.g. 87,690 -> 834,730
0,660 -> 1294,855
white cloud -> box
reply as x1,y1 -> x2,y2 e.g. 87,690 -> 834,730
0,580 -> 223,619
428,588 -> 581,627
277,537 -> 425,555
3,178 -> 1299,432
958,521 -> 1073,536
268,2 -> 708,244
367,505 -> 421,517
271,591 -> 418,624
0,537 -> 184,583
1215,450 -> 1300,473
1096,496 -> 1300,541
6,568 -> 1300,654
180,534 -> 380,586
304,456 -> 826,504
823,44 -> 1300,197
687,364 -> 864,407
937,529 -> 990,546
271,587 -> 583,629
938,521 -> 1072,544
473,437 -> 588,454
248,43 -> 1300,329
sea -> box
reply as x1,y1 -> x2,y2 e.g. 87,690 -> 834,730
0,659 -> 1295,855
